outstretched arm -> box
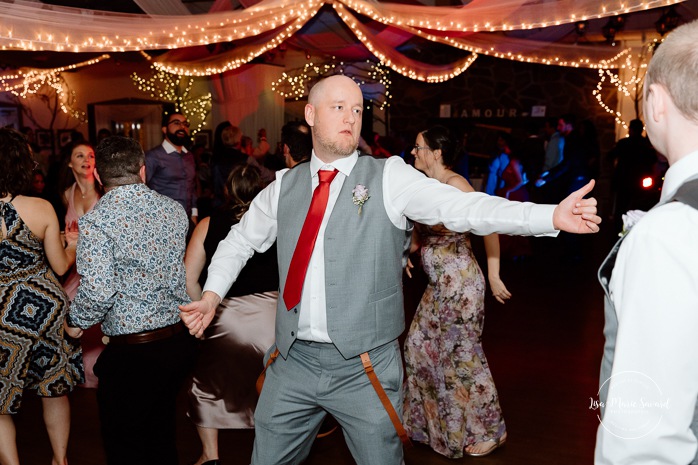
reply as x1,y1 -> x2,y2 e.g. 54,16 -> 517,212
552,180 -> 601,233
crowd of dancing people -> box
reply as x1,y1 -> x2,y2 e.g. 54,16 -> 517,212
0,100 -> 601,465
6,19 -> 696,464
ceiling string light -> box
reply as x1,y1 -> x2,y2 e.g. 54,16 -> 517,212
0,54 -> 110,123
131,65 -> 212,134
0,0 -> 681,52
336,0 -> 682,33
152,1 -> 323,76
592,40 -> 657,130
334,3 -> 478,83
0,0 -> 683,83
271,59 -> 392,109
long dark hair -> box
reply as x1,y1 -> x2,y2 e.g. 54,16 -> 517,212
0,128 -> 35,197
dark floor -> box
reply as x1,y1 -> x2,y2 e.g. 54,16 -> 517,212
15,230 -> 612,465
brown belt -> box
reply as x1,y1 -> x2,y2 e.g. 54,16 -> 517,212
107,322 -> 184,345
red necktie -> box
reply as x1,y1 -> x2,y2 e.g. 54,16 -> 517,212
283,169 -> 339,310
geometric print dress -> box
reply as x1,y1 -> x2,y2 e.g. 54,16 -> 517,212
403,225 -> 506,458
0,200 -> 83,414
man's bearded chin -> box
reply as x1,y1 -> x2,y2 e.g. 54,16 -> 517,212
168,130 -> 190,147
316,136 -> 358,158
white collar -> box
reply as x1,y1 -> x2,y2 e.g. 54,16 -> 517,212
660,150 -> 698,202
162,138 -> 188,154
309,150 -> 358,178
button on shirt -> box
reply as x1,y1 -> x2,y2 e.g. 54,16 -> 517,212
204,152 -> 557,342
69,183 -> 189,336
145,139 -> 197,216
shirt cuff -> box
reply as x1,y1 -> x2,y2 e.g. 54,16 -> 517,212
528,204 -> 559,237
203,276 -> 229,302
191,208 -> 198,217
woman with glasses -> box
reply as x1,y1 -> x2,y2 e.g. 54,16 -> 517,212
403,125 -> 510,458
0,128 -> 83,465
58,140 -> 104,388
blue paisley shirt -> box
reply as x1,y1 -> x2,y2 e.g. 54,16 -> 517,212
69,183 -> 189,336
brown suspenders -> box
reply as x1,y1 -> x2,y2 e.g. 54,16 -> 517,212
255,347 -> 412,447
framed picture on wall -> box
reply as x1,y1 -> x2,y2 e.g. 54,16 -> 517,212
0,104 -> 22,130
194,129 -> 212,150
57,129 -> 73,148
36,129 -> 53,149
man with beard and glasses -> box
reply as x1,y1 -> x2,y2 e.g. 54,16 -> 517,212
180,74 -> 602,465
145,112 -> 198,229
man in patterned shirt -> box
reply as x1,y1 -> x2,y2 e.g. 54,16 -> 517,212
64,136 -> 195,465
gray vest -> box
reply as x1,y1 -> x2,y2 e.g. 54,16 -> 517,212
276,156 -> 412,359
599,178 -> 698,463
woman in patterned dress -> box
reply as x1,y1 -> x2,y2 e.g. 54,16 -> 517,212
403,125 -> 511,458
0,128 -> 83,465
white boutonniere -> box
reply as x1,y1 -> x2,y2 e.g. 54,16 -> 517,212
352,184 -> 370,215
619,209 -> 647,237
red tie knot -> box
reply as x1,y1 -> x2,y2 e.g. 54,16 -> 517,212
318,169 -> 338,184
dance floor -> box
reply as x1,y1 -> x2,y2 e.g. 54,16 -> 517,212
15,231 -> 610,465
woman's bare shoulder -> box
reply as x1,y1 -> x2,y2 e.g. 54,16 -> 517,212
12,196 -> 57,223
445,173 -> 475,193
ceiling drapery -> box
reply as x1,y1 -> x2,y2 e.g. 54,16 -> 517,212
0,0 -> 684,81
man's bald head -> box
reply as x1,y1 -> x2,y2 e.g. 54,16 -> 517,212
308,75 -> 361,106
305,75 -> 364,163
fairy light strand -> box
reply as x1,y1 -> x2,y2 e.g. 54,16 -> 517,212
0,0 -> 682,52
0,54 -> 110,122
271,60 -> 392,110
131,64 -> 212,135
592,40 -> 657,130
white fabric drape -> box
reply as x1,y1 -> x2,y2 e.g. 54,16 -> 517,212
0,0 -> 685,81
0,0 -> 681,51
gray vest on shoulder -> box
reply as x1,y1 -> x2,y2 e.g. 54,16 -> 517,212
276,156 -> 412,359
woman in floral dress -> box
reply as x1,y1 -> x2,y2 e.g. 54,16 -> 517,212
403,125 -> 510,458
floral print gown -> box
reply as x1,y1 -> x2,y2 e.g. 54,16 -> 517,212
403,225 -> 505,458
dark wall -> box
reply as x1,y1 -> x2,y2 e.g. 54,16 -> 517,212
388,54 -> 618,159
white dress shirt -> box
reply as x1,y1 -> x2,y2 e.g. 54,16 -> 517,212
595,150 -> 698,464
204,151 -> 557,342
